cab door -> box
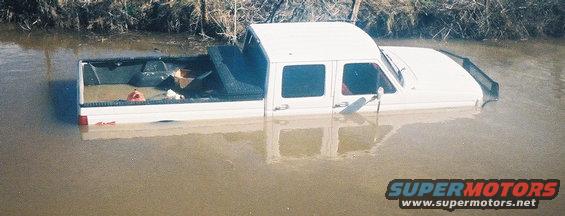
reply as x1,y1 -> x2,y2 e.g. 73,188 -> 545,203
272,62 -> 334,116
333,60 -> 398,114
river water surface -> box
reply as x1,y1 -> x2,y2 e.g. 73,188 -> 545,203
0,24 -> 563,215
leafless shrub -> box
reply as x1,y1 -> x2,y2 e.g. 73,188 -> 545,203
1,0 -> 563,40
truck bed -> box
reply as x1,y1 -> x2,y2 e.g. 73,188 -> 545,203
80,45 -> 266,107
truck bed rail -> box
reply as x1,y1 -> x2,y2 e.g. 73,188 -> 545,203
438,49 -> 499,104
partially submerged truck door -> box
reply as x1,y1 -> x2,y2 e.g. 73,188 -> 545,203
271,62 -> 334,116
333,60 -> 398,114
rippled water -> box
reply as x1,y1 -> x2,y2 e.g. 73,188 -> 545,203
0,24 -> 563,215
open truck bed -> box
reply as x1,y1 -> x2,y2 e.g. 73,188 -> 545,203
78,46 -> 267,125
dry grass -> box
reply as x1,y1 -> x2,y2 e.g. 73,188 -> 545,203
360,0 -> 564,39
1,0 -> 563,40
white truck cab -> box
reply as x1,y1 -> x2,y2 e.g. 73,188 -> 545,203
248,22 -> 495,116
77,22 -> 498,125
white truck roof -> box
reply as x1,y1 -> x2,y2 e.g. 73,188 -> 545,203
249,22 -> 380,63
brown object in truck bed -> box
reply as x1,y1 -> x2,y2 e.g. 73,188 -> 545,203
173,68 -> 195,89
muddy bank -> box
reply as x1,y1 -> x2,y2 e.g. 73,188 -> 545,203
1,0 -> 563,40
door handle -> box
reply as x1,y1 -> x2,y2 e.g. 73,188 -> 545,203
334,102 -> 349,108
274,104 -> 289,111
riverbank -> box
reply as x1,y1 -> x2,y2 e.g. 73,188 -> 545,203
1,0 -> 563,40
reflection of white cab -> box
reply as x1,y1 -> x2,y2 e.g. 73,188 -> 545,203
78,22 -> 497,125
80,109 -> 478,163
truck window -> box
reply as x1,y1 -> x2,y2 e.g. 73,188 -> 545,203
282,65 -> 325,98
342,63 -> 396,95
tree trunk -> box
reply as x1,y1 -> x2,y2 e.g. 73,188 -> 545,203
199,0 -> 207,35
349,0 -> 362,23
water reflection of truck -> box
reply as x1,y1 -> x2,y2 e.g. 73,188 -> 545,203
81,114 -> 388,163
80,110 -> 477,163
77,22 -> 498,125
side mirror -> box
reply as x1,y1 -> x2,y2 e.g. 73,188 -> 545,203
377,87 -> 384,100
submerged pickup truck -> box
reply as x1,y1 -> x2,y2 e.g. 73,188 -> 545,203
77,22 -> 498,125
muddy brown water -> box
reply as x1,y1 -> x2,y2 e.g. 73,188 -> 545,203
0,24 -> 563,215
